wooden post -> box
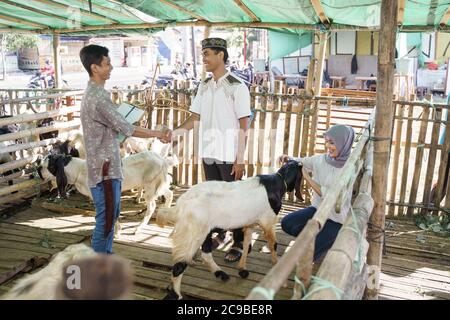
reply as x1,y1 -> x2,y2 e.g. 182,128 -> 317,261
313,32 -> 328,96
268,80 -> 283,172
364,0 -> 398,301
388,102 -> 404,217
398,94 -> 415,216
52,34 -> 61,89
256,81 -> 269,174
421,104 -> 442,214
407,102 -> 430,216
201,26 -> 211,81
172,80 -> 179,185
247,85 -> 258,177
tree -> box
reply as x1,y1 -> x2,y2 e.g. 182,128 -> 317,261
4,34 -> 39,52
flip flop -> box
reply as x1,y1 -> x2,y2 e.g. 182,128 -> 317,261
211,231 -> 232,250
224,243 -> 252,263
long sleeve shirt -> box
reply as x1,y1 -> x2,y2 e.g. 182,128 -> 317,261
80,80 -> 135,188
293,154 -> 352,225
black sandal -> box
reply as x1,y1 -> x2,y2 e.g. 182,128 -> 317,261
224,243 -> 252,263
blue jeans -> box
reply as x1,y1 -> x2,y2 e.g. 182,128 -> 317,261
90,179 -> 122,254
281,206 -> 342,261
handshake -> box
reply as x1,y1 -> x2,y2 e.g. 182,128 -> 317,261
157,125 -> 172,144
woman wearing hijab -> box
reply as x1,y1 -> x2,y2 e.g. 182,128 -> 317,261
278,124 -> 355,261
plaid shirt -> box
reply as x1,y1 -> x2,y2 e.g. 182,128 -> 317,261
80,80 -> 135,188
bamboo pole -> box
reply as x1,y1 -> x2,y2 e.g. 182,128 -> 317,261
365,0 -> 398,301
306,193 -> 374,300
0,138 -> 60,155
313,32 -> 328,96
0,178 -> 42,197
0,121 -> 80,143
246,219 -> 321,300
0,157 -> 34,175
0,106 -> 79,126
0,90 -> 83,106
52,34 -> 61,89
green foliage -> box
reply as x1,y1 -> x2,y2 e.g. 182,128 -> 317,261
3,34 -> 39,52
415,213 -> 450,238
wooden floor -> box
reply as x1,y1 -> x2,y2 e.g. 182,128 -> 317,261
0,186 -> 449,300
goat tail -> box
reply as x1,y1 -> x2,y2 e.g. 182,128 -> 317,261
155,206 -> 179,227
172,215 -> 209,265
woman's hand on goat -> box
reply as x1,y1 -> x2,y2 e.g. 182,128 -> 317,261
278,154 -> 290,165
301,167 -> 322,197
231,160 -> 245,180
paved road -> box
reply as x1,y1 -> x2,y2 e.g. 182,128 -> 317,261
0,67 -> 153,90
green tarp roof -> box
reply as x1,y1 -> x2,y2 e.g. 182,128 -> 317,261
2,0 -> 450,35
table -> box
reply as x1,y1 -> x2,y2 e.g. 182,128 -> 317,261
330,76 -> 346,88
355,76 -> 377,90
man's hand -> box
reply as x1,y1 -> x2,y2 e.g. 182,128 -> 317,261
278,154 -> 290,165
158,127 -> 172,143
231,161 -> 245,180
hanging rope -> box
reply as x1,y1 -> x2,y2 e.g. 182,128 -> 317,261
250,286 -> 275,300
302,276 -> 344,300
294,275 -> 307,297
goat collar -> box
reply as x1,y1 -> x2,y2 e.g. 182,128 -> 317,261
276,172 -> 288,191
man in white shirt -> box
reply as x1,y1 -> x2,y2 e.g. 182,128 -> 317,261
174,38 -> 251,263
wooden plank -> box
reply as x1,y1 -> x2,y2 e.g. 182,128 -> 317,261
268,81 -> 283,172
433,111 -> 450,208
247,86 -> 258,177
388,103 -> 405,217
159,0 -> 207,21
233,0 -> 260,22
308,100 -> 320,156
407,106 -> 431,216
311,0 -> 331,25
398,99 -> 415,216
421,106 -> 443,214
256,82 -> 269,174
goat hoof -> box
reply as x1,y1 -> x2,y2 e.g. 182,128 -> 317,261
163,288 -> 181,300
238,269 -> 249,279
214,270 -> 230,282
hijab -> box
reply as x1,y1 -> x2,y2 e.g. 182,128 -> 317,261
323,125 -> 355,168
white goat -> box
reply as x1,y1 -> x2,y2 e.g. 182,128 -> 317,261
2,244 -> 96,300
156,160 -> 303,299
38,150 -> 176,235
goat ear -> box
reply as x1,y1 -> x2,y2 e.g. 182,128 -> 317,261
294,165 -> 304,202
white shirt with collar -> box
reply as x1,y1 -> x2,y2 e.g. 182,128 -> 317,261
190,71 -> 251,163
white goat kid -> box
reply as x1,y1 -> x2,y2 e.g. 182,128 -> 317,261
38,150 -> 175,235
156,160 -> 303,300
